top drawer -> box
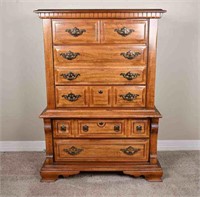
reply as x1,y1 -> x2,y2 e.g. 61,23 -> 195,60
101,20 -> 148,44
52,19 -> 100,44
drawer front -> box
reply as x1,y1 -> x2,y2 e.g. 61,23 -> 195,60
54,139 -> 149,162
113,86 -> 146,107
56,86 -> 146,108
77,119 -> 126,138
129,119 -> 149,138
55,66 -> 146,85
53,120 -> 74,138
56,86 -> 89,107
54,45 -> 147,66
52,19 -> 99,44
101,20 -> 148,44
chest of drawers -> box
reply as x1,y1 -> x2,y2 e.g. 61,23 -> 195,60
35,9 -> 166,182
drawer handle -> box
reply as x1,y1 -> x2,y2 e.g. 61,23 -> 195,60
136,125 -> 142,131
65,27 -> 86,37
114,125 -> 120,132
62,93 -> 81,102
120,72 -> 140,80
120,92 -> 139,101
60,51 -> 80,60
97,122 -> 106,127
64,146 -> 83,155
82,125 -> 89,132
60,72 -> 80,81
114,27 -> 135,37
120,50 -> 141,60
60,125 -> 67,132
120,146 -> 140,155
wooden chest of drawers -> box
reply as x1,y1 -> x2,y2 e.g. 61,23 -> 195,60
35,9 -> 166,182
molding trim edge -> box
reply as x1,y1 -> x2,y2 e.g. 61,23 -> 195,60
0,140 -> 200,152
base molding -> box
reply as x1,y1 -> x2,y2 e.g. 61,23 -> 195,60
40,159 -> 163,182
0,140 -> 200,152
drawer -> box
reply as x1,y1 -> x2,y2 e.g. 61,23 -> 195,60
53,120 -> 74,138
56,86 -> 89,107
76,119 -> 126,138
55,66 -> 146,85
101,20 -> 148,44
129,119 -> 149,138
52,19 -> 100,44
56,86 -> 146,108
113,86 -> 146,107
54,45 -> 147,66
54,139 -> 149,162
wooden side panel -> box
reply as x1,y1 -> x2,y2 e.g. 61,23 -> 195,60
43,19 -> 55,109
146,19 -> 158,108
54,139 -> 149,162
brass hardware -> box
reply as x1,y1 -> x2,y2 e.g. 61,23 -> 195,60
60,72 -> 80,81
60,125 -> 67,132
114,125 -> 120,132
114,27 -> 135,37
60,51 -> 80,60
120,72 -> 140,80
63,146 -> 83,155
82,125 -> 89,132
136,125 -> 142,131
120,50 -> 141,60
120,92 -> 139,101
120,146 -> 140,155
97,122 -> 106,127
62,93 -> 81,102
65,27 -> 86,37
98,90 -> 103,94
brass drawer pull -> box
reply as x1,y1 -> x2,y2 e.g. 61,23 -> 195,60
120,50 -> 141,60
120,92 -> 139,101
60,51 -> 80,60
120,72 -> 140,80
97,122 -> 106,127
82,125 -> 89,132
136,125 -> 142,131
60,125 -> 67,132
65,27 -> 86,37
62,93 -> 81,102
64,146 -> 83,155
60,72 -> 80,81
114,27 -> 135,37
114,125 -> 120,132
120,146 -> 140,155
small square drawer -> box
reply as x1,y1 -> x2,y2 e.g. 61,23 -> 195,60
129,119 -> 149,138
54,139 -> 149,162
113,86 -> 146,107
77,119 -> 126,138
101,20 -> 148,44
53,120 -> 74,138
56,86 -> 89,108
52,19 -> 100,44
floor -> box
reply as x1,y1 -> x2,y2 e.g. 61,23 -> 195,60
0,151 -> 199,197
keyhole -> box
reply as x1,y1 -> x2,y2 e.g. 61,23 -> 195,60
98,90 -> 103,94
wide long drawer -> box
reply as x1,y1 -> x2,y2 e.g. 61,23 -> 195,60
55,66 -> 146,85
54,139 -> 149,162
54,45 -> 147,66
53,119 -> 150,138
55,85 -> 146,108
